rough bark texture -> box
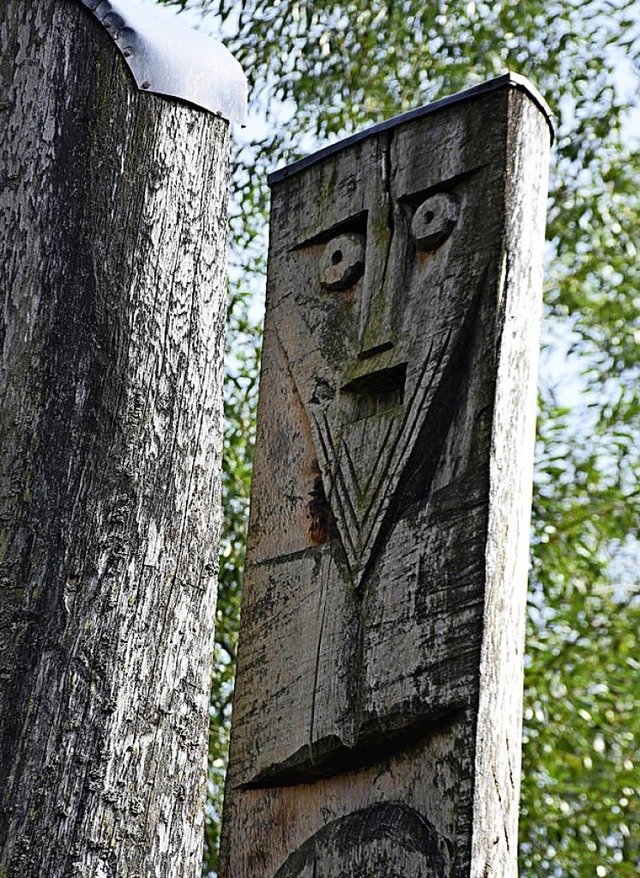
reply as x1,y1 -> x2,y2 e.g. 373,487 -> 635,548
220,82 -> 550,878
0,2 -> 228,875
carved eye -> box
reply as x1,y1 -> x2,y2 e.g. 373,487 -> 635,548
411,192 -> 459,252
319,233 -> 365,291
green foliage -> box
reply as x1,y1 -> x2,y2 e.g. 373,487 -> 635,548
164,1 -> 639,875
205,275 -> 261,875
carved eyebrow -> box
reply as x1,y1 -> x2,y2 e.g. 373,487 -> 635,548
291,210 -> 368,250
396,165 -> 484,208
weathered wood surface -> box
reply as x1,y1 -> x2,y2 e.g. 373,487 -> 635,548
0,2 -> 229,875
220,78 -> 551,878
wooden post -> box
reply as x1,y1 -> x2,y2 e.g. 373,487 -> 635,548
0,1 -> 244,874
220,74 -> 552,878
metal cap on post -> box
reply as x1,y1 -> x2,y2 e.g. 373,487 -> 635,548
268,73 -> 552,184
81,0 -> 248,123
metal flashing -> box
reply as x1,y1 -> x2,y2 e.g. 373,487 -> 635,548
80,0 -> 247,124
268,72 -> 553,185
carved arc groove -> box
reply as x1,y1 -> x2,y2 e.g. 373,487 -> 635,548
272,803 -> 448,878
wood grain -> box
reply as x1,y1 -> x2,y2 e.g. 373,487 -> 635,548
0,3 -> 228,874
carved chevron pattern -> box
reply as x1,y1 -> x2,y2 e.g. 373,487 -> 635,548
309,330 -> 451,587
274,261 -> 488,590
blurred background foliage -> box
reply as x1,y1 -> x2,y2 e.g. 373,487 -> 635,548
159,0 -> 640,874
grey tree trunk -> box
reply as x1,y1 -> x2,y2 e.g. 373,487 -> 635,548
0,3 -> 229,875
220,76 -> 552,878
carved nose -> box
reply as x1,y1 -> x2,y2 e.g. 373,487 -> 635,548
358,285 -> 396,361
358,239 -> 399,360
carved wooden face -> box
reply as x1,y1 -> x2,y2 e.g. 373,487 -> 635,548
230,116 -> 505,789
269,130 -> 494,586
223,83 -> 549,878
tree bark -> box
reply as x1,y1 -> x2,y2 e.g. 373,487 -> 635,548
0,2 -> 228,875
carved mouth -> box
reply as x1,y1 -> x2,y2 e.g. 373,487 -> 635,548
341,362 -> 407,400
